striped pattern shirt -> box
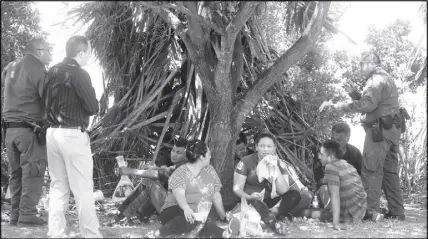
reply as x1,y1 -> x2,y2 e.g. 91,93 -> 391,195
322,159 -> 367,221
43,58 -> 98,128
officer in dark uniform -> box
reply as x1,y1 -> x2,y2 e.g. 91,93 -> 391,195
1,38 -> 52,226
322,51 -> 406,221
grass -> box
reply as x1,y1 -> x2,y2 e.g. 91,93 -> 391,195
1,194 -> 426,238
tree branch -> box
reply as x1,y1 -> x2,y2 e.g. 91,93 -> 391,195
235,1 -> 331,128
225,2 -> 260,44
211,2 -> 260,101
139,1 -> 224,35
181,33 -> 217,104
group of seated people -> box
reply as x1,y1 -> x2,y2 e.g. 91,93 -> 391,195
109,122 -> 371,237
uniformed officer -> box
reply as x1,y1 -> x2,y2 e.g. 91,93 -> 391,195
1,38 -> 52,226
320,51 -> 405,221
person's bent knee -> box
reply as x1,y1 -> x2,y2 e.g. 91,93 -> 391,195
285,190 -> 301,205
299,190 -> 313,206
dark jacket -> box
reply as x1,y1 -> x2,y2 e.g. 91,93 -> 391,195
2,54 -> 46,122
44,58 -> 98,128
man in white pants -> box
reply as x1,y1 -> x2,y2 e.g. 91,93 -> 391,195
43,35 -> 102,238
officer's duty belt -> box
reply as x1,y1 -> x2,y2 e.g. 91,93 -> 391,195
5,122 -> 33,129
362,113 -> 400,130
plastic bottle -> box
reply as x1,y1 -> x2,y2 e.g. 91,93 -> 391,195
312,195 -> 319,209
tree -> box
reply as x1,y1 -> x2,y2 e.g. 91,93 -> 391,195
1,1 -> 45,70
71,1 -> 331,206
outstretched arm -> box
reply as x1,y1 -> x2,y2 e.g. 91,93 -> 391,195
119,167 -> 159,179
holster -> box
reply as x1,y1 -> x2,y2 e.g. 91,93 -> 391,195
380,114 -> 394,130
398,107 -> 410,133
35,125 -> 48,146
26,122 -> 47,146
362,118 -> 383,142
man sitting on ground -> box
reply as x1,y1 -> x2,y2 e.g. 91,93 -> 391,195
305,140 -> 367,230
313,122 -> 363,190
108,138 -> 188,225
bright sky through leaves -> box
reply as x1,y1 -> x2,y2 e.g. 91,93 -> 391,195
34,1 -> 427,152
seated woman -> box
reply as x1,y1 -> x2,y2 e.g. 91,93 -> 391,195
150,140 -> 227,238
233,132 -> 301,235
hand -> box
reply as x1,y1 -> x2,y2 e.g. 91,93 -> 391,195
219,213 -> 227,222
333,101 -> 350,112
183,207 -> 195,224
343,81 -> 357,94
250,192 -> 264,201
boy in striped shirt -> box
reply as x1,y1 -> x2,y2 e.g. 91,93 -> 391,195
317,140 -> 368,230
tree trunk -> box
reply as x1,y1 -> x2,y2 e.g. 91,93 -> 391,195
208,98 -> 238,209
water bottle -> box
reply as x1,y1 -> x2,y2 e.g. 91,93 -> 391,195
312,195 -> 319,209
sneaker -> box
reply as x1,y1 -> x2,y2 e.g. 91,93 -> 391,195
384,212 -> 405,221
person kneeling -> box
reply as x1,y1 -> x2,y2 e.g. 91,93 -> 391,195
303,140 -> 367,230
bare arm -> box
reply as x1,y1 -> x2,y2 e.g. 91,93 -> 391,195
233,172 -> 252,201
173,188 -> 192,211
120,167 -> 159,179
274,173 -> 289,195
328,183 -> 341,228
276,161 -> 290,194
212,191 -> 226,220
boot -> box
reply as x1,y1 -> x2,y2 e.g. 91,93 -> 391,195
384,212 -> 405,221
17,215 -> 46,226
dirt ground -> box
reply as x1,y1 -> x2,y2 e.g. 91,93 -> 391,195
1,193 -> 427,238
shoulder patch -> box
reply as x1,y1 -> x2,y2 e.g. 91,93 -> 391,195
236,161 -> 244,170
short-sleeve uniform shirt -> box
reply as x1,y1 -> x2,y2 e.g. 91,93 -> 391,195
322,159 -> 367,222
161,164 -> 222,213
235,153 -> 287,195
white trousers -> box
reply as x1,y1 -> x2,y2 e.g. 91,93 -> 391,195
46,128 -> 102,238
